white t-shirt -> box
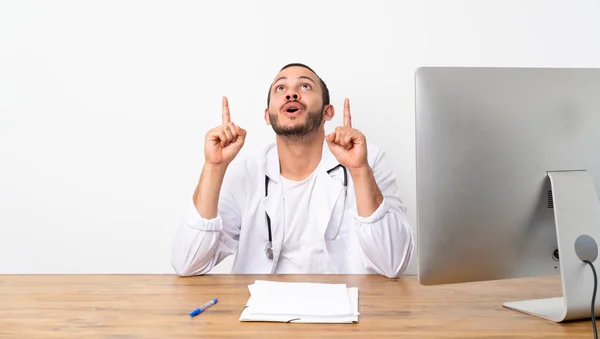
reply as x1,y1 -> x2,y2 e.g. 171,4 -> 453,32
274,166 -> 336,274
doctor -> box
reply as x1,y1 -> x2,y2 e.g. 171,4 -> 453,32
171,63 -> 414,278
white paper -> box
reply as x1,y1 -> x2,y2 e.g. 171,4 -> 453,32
239,280 -> 359,323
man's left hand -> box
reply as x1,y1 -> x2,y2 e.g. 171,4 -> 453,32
326,98 -> 368,170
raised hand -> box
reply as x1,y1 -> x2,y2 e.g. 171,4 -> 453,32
325,98 -> 368,170
204,96 -> 247,166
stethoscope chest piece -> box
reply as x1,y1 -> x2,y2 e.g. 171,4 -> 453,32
265,242 -> 273,260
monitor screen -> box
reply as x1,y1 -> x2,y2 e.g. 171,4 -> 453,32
415,67 -> 600,322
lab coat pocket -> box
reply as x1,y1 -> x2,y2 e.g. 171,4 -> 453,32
324,188 -> 364,273
324,189 -> 348,241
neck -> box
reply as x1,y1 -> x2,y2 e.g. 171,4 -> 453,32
276,129 -> 324,181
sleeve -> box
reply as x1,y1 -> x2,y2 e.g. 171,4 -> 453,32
170,159 -> 244,277
354,147 -> 415,278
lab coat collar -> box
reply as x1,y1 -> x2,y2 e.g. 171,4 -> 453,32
263,138 -> 340,182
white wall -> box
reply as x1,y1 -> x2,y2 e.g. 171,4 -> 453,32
1,0 -> 599,274
0,0 -> 423,274
424,0 -> 600,68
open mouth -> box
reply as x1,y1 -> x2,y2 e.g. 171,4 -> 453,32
282,102 -> 304,114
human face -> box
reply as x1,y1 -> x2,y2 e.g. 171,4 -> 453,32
265,66 -> 326,138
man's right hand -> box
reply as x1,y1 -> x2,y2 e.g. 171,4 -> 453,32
204,96 -> 247,166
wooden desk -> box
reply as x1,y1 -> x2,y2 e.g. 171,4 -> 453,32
0,274 -> 592,338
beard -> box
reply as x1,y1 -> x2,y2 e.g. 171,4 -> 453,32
268,106 -> 324,139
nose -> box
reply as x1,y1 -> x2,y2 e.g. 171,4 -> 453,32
285,93 -> 299,101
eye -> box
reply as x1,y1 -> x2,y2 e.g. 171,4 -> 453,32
275,85 -> 284,92
300,83 -> 311,90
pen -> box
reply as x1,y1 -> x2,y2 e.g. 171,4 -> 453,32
189,298 -> 218,317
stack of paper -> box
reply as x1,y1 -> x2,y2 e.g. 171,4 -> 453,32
239,280 -> 359,323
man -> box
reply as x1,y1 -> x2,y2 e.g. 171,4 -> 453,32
171,63 -> 414,278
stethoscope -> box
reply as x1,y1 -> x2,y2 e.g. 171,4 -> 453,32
264,164 -> 348,260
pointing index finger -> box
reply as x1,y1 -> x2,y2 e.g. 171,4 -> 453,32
222,96 -> 231,125
344,98 -> 352,127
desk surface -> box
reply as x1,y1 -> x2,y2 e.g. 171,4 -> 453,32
0,274 -> 593,338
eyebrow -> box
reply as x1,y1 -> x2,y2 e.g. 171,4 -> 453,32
272,75 -> 317,86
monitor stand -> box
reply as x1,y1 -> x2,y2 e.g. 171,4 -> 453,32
502,170 -> 600,322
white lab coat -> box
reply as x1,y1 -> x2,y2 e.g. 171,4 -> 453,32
171,141 -> 414,278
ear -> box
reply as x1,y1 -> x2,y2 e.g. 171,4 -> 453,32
322,104 -> 335,122
264,108 -> 271,125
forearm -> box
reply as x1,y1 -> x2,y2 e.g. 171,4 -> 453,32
171,216 -> 223,276
356,208 -> 414,278
349,166 -> 384,217
174,163 -> 239,276
193,163 -> 228,219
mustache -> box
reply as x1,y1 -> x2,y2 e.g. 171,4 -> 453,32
281,100 -> 306,111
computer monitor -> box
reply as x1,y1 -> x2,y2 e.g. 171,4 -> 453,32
415,66 -> 600,323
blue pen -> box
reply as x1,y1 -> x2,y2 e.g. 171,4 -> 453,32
189,298 -> 218,317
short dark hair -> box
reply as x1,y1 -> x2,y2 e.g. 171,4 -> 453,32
267,63 -> 330,106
